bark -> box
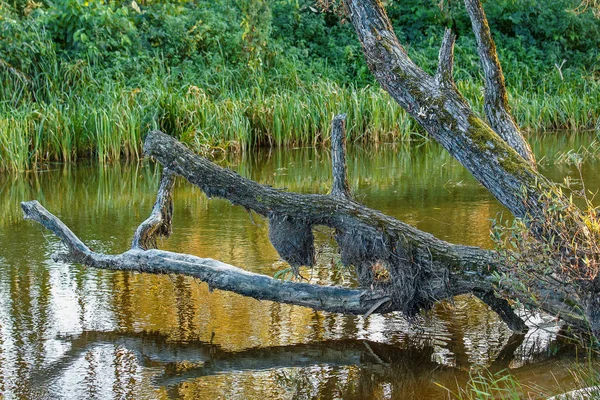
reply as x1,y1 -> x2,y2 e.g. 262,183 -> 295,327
22,118 -> 535,332
344,0 -> 599,335
436,28 -> 457,90
330,113 -> 352,198
463,0 -> 536,166
21,200 -> 390,315
344,0 -> 548,220
131,168 -> 175,250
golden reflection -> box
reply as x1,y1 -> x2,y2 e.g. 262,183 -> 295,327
0,135 -> 599,398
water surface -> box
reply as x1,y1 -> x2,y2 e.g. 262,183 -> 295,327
0,133 -> 598,399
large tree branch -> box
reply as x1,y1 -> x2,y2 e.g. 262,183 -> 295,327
143,131 -> 497,278
21,123 -> 532,331
344,0 -> 597,337
463,0 -> 536,166
22,125 -> 591,333
145,129 -> 593,331
344,0 -> 546,219
21,200 -> 391,315
142,130 -> 536,328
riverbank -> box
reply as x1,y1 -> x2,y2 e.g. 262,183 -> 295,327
1,0 -> 599,172
1,64 -> 598,172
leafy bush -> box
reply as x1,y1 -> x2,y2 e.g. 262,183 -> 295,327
43,0 -> 139,61
0,2 -> 55,75
135,1 -> 243,66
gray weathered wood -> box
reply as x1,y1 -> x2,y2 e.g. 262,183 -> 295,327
330,114 -> 351,198
131,168 -> 175,250
436,28 -> 457,90
463,0 -> 536,166
21,200 -> 391,315
345,0 -> 548,220
143,130 -> 537,330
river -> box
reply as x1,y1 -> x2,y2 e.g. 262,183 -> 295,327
0,133 -> 598,399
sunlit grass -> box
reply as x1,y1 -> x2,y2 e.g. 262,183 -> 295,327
439,363 -> 600,400
1,58 -> 598,172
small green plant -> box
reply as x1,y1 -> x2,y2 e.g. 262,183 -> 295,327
437,369 -> 538,400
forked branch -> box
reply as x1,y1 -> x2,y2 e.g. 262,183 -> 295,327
463,0 -> 536,165
21,200 -> 392,315
23,125 -> 594,333
142,129 -> 535,330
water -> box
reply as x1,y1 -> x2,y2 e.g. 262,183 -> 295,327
0,133 -> 598,399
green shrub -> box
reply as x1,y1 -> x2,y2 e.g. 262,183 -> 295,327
43,0 -> 139,61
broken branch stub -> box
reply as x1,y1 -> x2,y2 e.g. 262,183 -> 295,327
131,168 -> 175,250
436,28 -> 457,90
330,113 -> 351,199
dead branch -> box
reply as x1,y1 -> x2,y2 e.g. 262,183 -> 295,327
131,168 -> 175,250
142,128 -> 535,330
21,200 -> 391,315
436,28 -> 457,89
462,0 -> 536,166
330,113 -> 352,198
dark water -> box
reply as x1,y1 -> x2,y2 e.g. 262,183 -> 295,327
0,133 -> 599,399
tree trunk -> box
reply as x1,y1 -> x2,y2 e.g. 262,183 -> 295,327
344,0 -> 599,337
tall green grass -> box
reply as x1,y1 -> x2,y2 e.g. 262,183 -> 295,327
1,57 -> 598,172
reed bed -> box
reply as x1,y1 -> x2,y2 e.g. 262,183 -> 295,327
1,60 -> 598,172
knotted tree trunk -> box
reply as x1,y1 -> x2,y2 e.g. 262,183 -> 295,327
343,0 -> 600,337
22,0 -> 600,338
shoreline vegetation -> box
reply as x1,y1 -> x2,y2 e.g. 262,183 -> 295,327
1,0 -> 599,173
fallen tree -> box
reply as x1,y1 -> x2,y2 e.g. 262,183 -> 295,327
21,121 -> 585,334
20,122 -> 522,323
22,0 -> 600,339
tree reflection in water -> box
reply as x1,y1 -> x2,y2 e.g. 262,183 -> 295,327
26,327 -> 585,399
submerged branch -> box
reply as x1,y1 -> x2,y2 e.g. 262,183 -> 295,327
142,130 -> 533,330
22,127 -> 592,333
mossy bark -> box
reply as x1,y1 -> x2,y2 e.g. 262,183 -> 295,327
345,0 -> 599,336
345,0 -> 545,219
142,130 -> 541,331
463,0 -> 535,166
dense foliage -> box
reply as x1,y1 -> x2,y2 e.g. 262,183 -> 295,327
0,0 -> 599,169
